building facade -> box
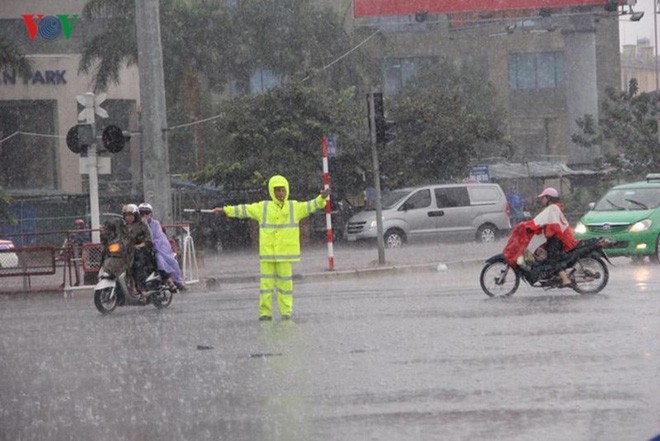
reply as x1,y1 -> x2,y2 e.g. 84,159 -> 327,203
348,2 -> 621,168
0,0 -> 141,198
621,38 -> 658,93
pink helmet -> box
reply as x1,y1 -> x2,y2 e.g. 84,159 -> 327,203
537,187 -> 559,198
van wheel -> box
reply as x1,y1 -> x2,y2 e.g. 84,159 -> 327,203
476,224 -> 497,243
384,229 -> 405,248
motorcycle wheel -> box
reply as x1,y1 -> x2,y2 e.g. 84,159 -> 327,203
480,260 -> 520,297
94,287 -> 117,314
570,255 -> 609,294
152,287 -> 173,309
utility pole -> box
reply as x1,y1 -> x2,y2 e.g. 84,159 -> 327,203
135,0 -> 172,222
367,91 -> 386,264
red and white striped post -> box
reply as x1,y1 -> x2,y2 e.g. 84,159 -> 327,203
321,135 -> 334,271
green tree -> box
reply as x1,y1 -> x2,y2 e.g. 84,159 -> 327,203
381,58 -> 510,188
0,188 -> 16,226
0,36 -> 33,80
79,0 -> 376,174
573,79 -> 660,180
193,82 -> 369,197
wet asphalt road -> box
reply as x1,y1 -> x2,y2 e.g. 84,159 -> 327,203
0,261 -> 658,441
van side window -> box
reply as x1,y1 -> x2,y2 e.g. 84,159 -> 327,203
401,189 -> 431,210
435,187 -> 469,208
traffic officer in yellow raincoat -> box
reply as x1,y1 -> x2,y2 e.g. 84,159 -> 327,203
214,175 -> 330,321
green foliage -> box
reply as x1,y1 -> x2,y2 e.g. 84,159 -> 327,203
79,0 -> 137,91
573,79 -> 660,180
193,83 -> 369,197
0,187 -> 17,226
0,36 -> 33,80
381,58 -> 510,188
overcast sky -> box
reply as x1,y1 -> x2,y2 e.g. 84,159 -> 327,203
619,0 -> 657,48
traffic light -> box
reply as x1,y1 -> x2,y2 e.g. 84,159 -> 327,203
373,92 -> 396,144
101,125 -> 131,153
66,124 -> 94,154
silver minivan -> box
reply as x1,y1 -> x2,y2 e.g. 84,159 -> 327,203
346,183 -> 511,247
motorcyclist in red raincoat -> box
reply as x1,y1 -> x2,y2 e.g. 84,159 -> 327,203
503,187 -> 576,287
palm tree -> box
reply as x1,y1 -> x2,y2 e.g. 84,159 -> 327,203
0,36 -> 33,80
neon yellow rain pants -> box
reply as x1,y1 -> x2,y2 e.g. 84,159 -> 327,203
259,261 -> 293,317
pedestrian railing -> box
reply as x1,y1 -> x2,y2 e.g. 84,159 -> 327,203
0,246 -> 57,290
1,225 -> 199,294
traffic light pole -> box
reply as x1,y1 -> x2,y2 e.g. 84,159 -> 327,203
80,92 -> 101,243
368,92 -> 386,265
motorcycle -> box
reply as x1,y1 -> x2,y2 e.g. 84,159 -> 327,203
93,222 -> 175,314
480,224 -> 612,298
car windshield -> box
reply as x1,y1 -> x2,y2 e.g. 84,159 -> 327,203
593,188 -> 660,211
380,189 -> 413,209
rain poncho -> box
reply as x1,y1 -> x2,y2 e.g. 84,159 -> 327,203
503,202 -> 576,267
146,217 -> 184,285
223,175 -> 327,262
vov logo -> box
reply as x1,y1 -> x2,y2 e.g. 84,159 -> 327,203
22,14 -> 79,41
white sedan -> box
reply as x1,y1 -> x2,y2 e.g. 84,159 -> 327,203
0,239 -> 19,268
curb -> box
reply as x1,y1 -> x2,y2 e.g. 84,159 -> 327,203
0,259 -> 487,296
203,258 -> 485,288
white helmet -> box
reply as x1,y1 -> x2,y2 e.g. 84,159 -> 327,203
138,202 -> 153,214
122,203 -> 139,216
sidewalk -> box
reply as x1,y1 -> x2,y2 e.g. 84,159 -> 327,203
198,239 -> 506,285
0,239 -> 506,296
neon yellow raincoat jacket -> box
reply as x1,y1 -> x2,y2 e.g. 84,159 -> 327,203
222,175 -> 326,262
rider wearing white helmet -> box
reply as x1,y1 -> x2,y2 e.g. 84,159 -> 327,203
532,187 -> 577,287
138,202 -> 185,291
123,203 -> 154,297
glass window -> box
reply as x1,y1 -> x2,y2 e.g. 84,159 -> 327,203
381,189 -> 412,209
250,68 -> 281,94
384,57 -> 435,94
594,188 -> 660,211
509,52 -> 564,90
435,187 -> 470,208
401,189 -> 431,210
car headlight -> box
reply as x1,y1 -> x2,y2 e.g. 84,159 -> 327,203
369,220 -> 378,228
574,222 -> 586,234
629,219 -> 652,232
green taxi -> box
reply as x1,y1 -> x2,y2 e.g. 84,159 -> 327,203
574,174 -> 660,262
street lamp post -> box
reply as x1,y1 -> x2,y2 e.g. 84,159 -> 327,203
655,0 -> 658,91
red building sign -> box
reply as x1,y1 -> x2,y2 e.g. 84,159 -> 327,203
353,0 -> 607,18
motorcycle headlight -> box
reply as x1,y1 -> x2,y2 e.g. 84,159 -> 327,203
629,219 -> 652,232
108,242 -> 122,253
574,222 -> 586,234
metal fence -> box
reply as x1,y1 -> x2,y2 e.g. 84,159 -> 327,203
0,224 -> 198,294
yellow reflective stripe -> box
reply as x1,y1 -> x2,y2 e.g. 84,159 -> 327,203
306,199 -> 319,215
262,223 -> 297,229
230,205 -> 248,218
260,254 -> 300,260
261,274 -> 293,281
